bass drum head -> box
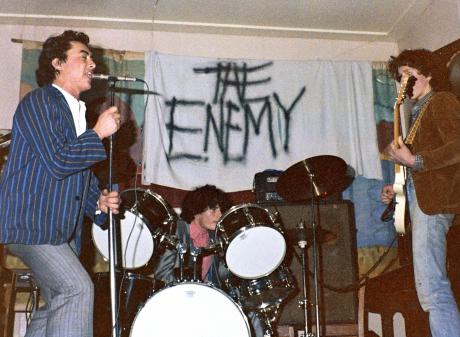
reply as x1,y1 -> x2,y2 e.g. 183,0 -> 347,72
130,282 -> 251,337
92,188 -> 177,270
226,225 -> 286,279
215,203 -> 286,279
92,210 -> 154,270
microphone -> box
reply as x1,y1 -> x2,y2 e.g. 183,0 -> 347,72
92,73 -> 142,82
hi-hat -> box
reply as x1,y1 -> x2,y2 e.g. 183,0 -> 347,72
0,129 -> 11,149
284,227 -> 336,246
276,155 -> 354,202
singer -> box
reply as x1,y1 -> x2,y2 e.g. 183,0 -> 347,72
0,30 -> 121,337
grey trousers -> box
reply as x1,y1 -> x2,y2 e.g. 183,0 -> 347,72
7,243 -> 94,337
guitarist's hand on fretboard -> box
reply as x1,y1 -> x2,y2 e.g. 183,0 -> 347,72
386,136 -> 416,168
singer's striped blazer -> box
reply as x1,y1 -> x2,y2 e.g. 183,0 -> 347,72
0,85 -> 106,245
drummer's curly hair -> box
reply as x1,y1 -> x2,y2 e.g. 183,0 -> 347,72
181,185 -> 232,223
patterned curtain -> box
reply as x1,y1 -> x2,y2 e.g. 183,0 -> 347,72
343,62 -> 399,277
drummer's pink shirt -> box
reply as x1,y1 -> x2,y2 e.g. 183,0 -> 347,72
190,220 -> 213,281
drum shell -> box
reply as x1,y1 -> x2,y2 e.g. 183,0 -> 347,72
215,203 -> 277,244
93,272 -> 159,337
228,264 -> 297,310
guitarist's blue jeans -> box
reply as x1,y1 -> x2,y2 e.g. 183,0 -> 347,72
407,177 -> 460,337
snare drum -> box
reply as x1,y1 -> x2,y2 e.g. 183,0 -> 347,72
228,264 -> 296,310
92,188 -> 177,270
214,203 -> 286,279
130,282 -> 251,337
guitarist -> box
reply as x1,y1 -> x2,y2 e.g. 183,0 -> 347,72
381,49 -> 460,337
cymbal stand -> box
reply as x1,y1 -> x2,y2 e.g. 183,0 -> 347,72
304,163 -> 322,337
296,220 -> 314,337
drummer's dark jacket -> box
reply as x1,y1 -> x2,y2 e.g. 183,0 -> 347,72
411,91 -> 460,219
154,219 -> 230,288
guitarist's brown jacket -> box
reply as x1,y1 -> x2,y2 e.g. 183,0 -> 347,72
411,91 -> 460,218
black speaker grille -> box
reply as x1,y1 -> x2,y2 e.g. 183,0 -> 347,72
266,201 -> 358,325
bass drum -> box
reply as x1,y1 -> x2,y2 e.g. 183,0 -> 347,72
130,282 -> 252,337
92,188 -> 177,270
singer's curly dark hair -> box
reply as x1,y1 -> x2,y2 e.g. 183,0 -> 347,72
180,185 -> 232,223
36,30 -> 90,87
388,49 -> 451,92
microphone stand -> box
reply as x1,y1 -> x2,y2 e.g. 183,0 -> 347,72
107,80 -> 120,337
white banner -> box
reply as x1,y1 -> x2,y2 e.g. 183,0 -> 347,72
143,52 -> 382,192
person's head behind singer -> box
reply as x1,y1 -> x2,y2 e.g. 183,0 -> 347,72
180,184 -> 231,231
36,30 -> 95,98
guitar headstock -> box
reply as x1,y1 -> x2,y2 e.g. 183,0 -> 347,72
396,71 -> 410,105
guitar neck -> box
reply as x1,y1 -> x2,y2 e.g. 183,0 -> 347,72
393,102 -> 401,145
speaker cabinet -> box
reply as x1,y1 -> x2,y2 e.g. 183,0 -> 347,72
266,201 -> 358,326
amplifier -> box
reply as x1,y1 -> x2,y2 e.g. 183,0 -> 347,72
10,269 -> 35,291
253,170 -> 284,204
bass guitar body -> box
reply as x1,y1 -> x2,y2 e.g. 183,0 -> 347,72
392,164 -> 407,234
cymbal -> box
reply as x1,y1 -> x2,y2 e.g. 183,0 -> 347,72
284,227 -> 336,246
276,155 -> 354,202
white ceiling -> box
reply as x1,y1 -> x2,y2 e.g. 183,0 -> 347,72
0,0 -> 431,41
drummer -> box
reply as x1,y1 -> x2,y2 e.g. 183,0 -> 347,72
154,184 -> 264,337
154,184 -> 231,284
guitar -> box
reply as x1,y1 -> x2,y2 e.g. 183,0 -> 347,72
380,72 -> 410,234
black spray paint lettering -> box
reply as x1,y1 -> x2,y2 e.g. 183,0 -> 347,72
165,62 -> 306,163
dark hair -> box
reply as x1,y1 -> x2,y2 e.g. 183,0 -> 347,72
36,30 -> 90,87
181,185 -> 232,223
388,49 -> 451,92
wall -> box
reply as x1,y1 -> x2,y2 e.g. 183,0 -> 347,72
0,24 -> 398,129
397,0 -> 460,51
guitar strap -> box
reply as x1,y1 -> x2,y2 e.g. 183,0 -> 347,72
405,94 -> 433,146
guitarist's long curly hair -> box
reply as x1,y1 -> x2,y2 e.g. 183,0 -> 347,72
388,49 -> 451,92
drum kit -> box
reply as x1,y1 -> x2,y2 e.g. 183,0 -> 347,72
91,155 -> 354,337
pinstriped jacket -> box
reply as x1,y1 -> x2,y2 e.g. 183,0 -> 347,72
0,85 -> 107,245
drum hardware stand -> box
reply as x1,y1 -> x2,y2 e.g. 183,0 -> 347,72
152,226 -> 178,249
303,163 -> 322,337
177,242 -> 187,281
275,155 -> 354,337
296,220 -> 316,337
190,246 -> 201,282
255,302 -> 283,337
